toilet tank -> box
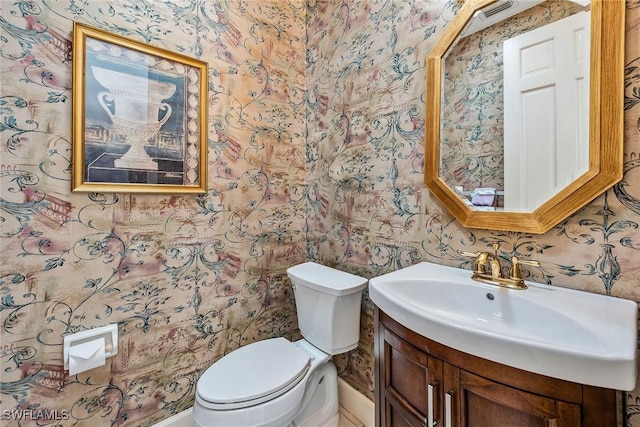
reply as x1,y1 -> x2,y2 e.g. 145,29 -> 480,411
287,262 -> 368,355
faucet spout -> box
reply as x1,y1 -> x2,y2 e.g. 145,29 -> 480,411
470,251 -> 501,278
486,255 -> 502,278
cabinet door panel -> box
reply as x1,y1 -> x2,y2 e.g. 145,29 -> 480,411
385,400 -> 426,427
383,328 -> 442,426
459,370 -> 581,427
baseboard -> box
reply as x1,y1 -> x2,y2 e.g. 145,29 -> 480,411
337,377 -> 375,427
151,408 -> 193,427
151,379 -> 374,427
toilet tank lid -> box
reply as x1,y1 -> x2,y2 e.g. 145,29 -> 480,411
287,262 -> 368,296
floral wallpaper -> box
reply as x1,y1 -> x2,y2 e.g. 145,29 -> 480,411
0,1 -> 639,427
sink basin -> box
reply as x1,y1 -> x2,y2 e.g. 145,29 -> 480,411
369,262 -> 638,390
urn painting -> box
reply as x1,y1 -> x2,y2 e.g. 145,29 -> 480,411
72,23 -> 208,193
91,66 -> 177,171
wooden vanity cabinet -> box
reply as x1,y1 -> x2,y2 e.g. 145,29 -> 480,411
375,309 -> 618,427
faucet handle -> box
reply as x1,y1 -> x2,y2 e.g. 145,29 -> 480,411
461,250 -> 489,274
460,250 -> 481,258
509,256 -> 541,280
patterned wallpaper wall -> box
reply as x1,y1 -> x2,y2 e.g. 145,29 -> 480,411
1,1 -> 639,427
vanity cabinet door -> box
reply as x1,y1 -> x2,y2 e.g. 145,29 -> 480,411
375,308 -> 618,427
456,369 -> 582,427
380,327 -> 443,427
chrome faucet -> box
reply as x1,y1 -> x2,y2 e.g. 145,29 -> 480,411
461,244 -> 540,290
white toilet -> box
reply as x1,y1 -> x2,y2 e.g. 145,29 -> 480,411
193,262 -> 368,427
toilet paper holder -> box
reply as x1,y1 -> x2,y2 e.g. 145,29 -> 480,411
63,324 -> 118,371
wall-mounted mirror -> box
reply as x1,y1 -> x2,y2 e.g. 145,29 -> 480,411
425,0 -> 624,233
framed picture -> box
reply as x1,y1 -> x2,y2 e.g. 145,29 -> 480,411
72,23 -> 208,193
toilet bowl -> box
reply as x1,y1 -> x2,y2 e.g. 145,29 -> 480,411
193,338 -> 335,427
193,262 -> 367,427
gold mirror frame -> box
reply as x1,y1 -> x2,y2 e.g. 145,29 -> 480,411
425,0 -> 624,234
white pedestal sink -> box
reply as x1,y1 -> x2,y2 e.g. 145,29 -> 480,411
369,262 -> 637,391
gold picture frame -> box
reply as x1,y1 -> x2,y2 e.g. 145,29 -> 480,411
72,23 -> 208,193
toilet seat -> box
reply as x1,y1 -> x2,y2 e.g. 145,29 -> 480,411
196,337 -> 311,410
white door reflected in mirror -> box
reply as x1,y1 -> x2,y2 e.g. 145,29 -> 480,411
503,11 -> 590,211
